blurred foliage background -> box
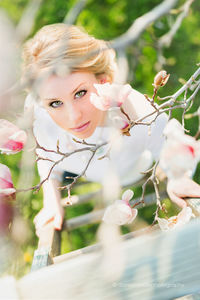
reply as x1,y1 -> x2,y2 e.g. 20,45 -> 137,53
0,0 -> 199,277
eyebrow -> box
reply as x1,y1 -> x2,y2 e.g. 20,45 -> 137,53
44,82 -> 86,101
71,82 -> 86,95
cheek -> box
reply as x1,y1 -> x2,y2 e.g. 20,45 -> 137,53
46,108 -> 67,128
46,109 -> 58,122
84,94 -> 103,120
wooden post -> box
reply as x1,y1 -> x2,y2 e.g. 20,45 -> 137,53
31,189 -> 200,272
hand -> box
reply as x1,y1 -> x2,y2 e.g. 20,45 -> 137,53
33,202 -> 64,236
167,176 -> 200,208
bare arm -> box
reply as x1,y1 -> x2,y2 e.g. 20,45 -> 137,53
34,178 -> 64,236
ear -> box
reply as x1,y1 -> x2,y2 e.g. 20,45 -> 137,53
96,74 -> 108,84
100,77 -> 107,84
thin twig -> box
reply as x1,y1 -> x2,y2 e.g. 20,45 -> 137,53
60,150 -> 97,202
16,67 -> 200,204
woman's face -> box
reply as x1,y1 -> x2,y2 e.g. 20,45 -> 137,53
39,72 -> 106,139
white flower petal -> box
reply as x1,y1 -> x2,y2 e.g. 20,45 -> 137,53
92,83 -> 132,110
0,119 -> 26,152
118,84 -> 132,103
160,118 -> 200,179
0,188 -> 16,195
93,83 -> 111,97
122,189 -> 134,202
127,209 -> 138,224
108,108 -> 121,120
0,163 -> 12,182
112,116 -> 128,130
9,130 -> 27,143
102,199 -> 136,225
157,206 -> 194,232
157,217 -> 171,231
177,206 -> 194,224
90,93 -> 108,111
163,118 -> 184,137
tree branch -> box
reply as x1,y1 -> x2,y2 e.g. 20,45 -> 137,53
111,0 -> 178,50
157,0 -> 195,68
16,0 -> 43,42
63,0 -> 88,25
158,0 -> 194,49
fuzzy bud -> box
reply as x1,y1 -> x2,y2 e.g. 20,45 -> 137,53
153,70 -> 170,89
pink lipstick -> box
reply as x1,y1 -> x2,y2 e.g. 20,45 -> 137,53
71,121 -> 90,132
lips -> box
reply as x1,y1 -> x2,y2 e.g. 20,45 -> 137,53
71,121 -> 91,132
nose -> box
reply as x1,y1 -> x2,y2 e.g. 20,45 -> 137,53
65,102 -> 82,126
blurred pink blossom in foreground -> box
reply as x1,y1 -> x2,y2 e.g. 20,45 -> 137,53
0,119 -> 27,154
90,83 -> 132,111
156,206 -> 194,231
159,118 -> 200,179
0,163 -> 16,196
102,189 -> 137,225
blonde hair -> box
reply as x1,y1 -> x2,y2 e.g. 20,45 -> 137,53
22,23 -> 117,86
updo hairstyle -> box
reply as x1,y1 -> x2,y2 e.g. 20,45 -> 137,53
22,23 -> 117,88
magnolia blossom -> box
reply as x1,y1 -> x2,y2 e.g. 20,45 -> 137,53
108,107 -> 130,132
90,83 -> 132,111
102,189 -> 137,225
0,119 -> 27,154
159,118 -> 200,179
156,206 -> 194,231
0,163 -> 16,196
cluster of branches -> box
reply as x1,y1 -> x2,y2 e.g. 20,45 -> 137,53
17,65 -> 200,216
1,0 -> 199,219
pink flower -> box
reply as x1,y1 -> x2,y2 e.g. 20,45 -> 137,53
102,189 -> 137,225
0,119 -> 27,154
156,206 -> 194,231
159,119 -> 200,179
0,163 -> 16,196
90,83 -> 132,111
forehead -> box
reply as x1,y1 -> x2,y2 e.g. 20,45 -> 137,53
39,71 -> 96,98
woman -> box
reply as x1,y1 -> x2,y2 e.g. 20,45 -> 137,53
22,24 -> 200,233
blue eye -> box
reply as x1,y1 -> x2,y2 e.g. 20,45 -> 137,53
49,100 -> 63,108
74,90 -> 87,99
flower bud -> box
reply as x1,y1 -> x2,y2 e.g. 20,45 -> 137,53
153,70 -> 170,89
121,123 -> 131,136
